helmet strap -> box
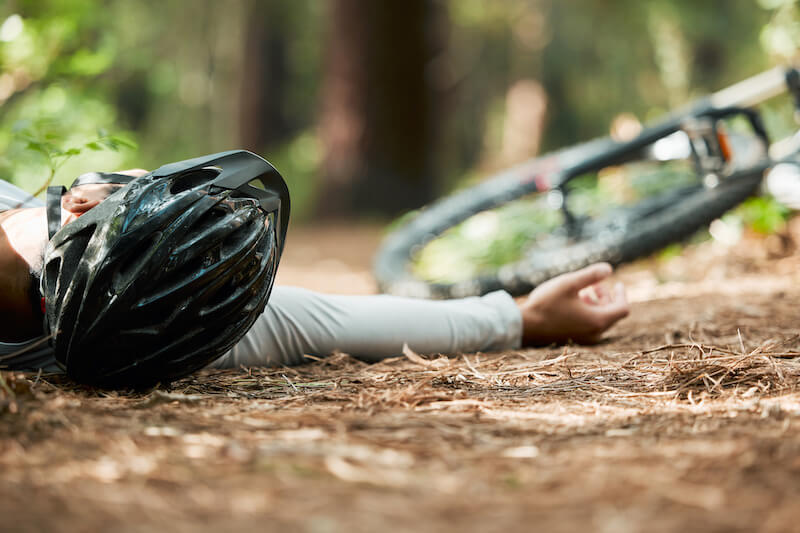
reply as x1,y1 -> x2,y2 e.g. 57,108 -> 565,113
46,186 -> 66,240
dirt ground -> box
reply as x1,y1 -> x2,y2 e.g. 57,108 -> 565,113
2,221 -> 800,533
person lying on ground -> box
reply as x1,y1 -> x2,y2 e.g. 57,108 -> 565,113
0,164 -> 629,382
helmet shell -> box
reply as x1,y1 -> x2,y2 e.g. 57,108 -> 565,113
42,150 -> 289,388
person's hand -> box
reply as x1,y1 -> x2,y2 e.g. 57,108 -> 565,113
518,262 -> 629,346
61,169 -> 149,225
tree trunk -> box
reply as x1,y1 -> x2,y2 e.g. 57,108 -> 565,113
317,0 -> 445,218
238,1 -> 290,151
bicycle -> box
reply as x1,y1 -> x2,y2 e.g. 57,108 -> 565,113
373,67 -> 800,299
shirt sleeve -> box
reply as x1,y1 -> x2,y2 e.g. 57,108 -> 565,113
210,286 -> 522,368
0,179 -> 43,211
0,337 -> 60,372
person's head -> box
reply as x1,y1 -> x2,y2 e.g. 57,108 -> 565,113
0,179 -> 139,342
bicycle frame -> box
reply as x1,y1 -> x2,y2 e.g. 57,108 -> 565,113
544,67 -> 799,235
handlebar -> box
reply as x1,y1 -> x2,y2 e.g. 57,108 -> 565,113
709,66 -> 794,109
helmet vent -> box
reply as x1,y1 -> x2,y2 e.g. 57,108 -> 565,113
112,233 -> 161,292
170,169 -> 220,195
210,206 -> 228,218
44,256 -> 62,299
247,178 -> 266,191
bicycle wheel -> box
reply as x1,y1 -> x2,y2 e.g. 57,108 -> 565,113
374,126 -> 769,299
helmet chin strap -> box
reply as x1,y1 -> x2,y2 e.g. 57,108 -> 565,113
45,186 -> 66,240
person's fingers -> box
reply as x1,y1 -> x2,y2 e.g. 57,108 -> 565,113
578,285 -> 600,304
594,283 -> 613,305
62,193 -> 100,214
582,306 -> 626,335
594,284 -> 629,327
581,283 -> 617,306
605,302 -> 630,324
563,263 -> 613,294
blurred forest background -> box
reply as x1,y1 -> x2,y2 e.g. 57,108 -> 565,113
0,0 -> 798,221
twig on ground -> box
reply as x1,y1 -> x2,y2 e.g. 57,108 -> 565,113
137,390 -> 205,409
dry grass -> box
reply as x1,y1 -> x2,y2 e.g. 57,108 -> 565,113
2,328 -> 799,533
2,225 -> 800,533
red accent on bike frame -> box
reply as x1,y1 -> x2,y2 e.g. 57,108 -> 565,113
533,173 -> 552,191
41,297 -> 46,314
518,155 -> 560,191
717,129 -> 733,162
532,155 -> 560,191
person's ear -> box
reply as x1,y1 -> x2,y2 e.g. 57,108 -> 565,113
61,191 -> 100,216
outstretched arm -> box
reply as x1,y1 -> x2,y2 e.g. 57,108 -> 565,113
213,286 -> 523,367
211,263 -> 629,369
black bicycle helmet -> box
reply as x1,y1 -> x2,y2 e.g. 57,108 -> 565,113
41,150 -> 290,388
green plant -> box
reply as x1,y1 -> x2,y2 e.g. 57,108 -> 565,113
11,118 -> 136,196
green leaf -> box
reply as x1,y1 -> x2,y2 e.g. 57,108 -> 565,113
26,141 -> 50,156
109,135 -> 138,149
100,138 -> 119,151
736,196 -> 790,235
85,141 -> 103,151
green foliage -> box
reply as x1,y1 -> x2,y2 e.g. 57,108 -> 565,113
266,132 -> 322,220
0,4 -> 138,193
0,0 -> 796,219
8,117 -> 136,194
733,196 -> 791,234
759,0 -> 800,59
658,243 -> 684,261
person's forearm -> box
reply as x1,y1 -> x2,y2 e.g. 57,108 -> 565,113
210,286 -> 522,368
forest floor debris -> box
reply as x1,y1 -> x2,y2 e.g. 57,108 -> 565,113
2,223 -> 800,532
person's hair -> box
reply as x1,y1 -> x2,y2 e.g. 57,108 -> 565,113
0,259 -> 43,342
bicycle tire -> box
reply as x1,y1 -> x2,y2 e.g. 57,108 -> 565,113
374,142 -> 768,299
